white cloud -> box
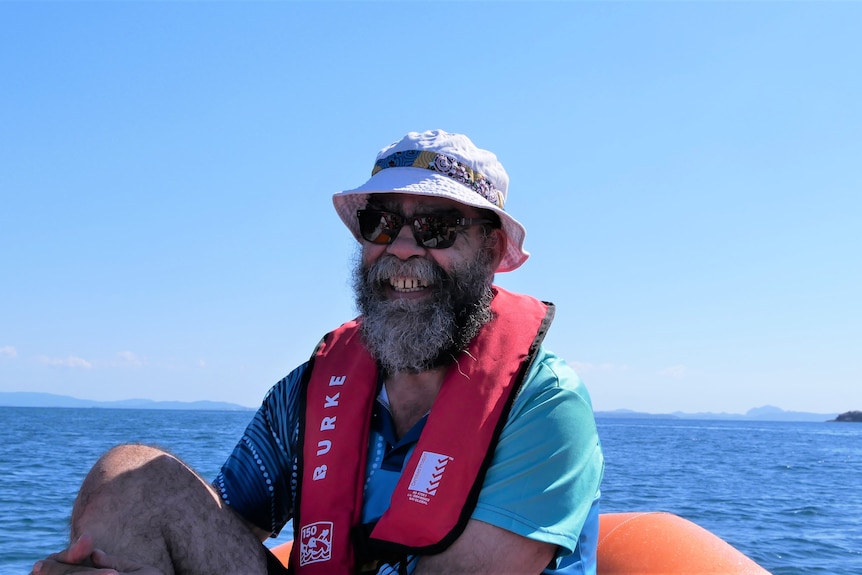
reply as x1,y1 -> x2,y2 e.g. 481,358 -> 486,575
116,351 -> 143,368
658,364 -> 688,379
0,346 -> 17,359
37,355 -> 93,369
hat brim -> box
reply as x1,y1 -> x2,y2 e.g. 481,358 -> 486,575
333,167 -> 529,273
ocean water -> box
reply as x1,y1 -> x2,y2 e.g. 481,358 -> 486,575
1,407 -> 860,574
597,418 -> 862,575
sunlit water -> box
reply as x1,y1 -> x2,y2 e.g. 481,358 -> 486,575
1,407 -> 859,574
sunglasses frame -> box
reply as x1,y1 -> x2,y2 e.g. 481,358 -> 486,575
356,208 -> 495,249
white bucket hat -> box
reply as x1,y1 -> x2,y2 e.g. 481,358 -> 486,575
332,129 -> 529,272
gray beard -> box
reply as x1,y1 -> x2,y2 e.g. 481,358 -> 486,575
352,250 -> 495,375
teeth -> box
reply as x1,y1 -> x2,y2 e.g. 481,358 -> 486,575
390,277 -> 428,292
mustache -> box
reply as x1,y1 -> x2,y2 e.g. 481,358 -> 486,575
364,255 -> 447,288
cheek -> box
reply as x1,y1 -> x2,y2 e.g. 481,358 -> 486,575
439,234 -> 483,268
361,243 -> 386,266
425,249 -> 467,276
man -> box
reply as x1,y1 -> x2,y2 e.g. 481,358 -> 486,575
33,130 -> 604,575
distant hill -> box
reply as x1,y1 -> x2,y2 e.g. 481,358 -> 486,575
596,405 -> 838,423
830,411 -> 862,423
592,409 -> 678,420
0,392 -> 254,411
1,393 -> 842,421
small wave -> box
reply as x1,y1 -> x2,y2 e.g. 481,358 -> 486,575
785,505 -> 823,517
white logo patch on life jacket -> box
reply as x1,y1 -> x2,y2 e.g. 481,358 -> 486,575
407,451 -> 453,505
299,521 -> 334,566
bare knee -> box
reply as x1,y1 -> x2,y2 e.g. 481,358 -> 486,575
72,444 -> 190,534
69,444 -> 267,574
92,444 -> 178,480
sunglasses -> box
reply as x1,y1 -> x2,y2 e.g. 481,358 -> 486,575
356,209 -> 495,249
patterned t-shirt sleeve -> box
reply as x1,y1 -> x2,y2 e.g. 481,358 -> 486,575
213,362 -> 307,537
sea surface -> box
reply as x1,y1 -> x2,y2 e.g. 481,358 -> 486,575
1,407 -> 860,574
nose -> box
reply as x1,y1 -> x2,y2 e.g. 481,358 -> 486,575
385,221 -> 426,259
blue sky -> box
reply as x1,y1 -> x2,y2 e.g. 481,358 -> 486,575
1,2 -> 859,414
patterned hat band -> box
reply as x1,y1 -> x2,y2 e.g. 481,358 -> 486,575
371,150 -> 505,209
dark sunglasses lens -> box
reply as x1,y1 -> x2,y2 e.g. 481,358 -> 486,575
357,210 -> 402,244
357,210 -> 464,249
413,215 -> 457,249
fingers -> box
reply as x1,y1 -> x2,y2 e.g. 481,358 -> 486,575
47,534 -> 97,565
30,559 -> 118,575
31,558 -> 115,575
89,549 -> 124,573
32,534 -> 99,574
32,534 -> 163,575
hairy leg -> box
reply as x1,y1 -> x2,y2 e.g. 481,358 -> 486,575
69,444 -> 268,575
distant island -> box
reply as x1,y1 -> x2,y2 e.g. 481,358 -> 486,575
595,404 -> 839,423
0,393 -> 847,422
830,411 -> 862,423
0,392 -> 253,411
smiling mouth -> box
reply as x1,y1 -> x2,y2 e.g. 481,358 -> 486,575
389,277 -> 429,293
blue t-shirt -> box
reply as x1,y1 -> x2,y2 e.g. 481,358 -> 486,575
215,345 -> 604,574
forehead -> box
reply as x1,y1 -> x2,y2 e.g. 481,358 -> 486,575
367,193 -> 474,215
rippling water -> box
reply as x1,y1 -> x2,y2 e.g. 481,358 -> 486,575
598,418 -> 862,575
1,407 -> 251,574
1,407 -> 860,574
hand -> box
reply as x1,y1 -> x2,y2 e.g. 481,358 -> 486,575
31,534 -> 96,575
31,534 -> 164,575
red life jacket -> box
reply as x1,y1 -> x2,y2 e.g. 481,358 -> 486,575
290,287 -> 554,574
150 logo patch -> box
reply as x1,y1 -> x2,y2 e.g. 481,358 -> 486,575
299,521 -> 333,566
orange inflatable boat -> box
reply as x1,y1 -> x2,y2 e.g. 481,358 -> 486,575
270,511 -> 771,573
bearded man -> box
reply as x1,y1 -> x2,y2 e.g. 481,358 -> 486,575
32,130 -> 604,575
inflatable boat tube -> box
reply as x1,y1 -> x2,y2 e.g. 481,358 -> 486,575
269,512 -> 771,573
596,512 -> 770,574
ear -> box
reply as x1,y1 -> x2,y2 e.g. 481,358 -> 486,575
487,228 -> 507,271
